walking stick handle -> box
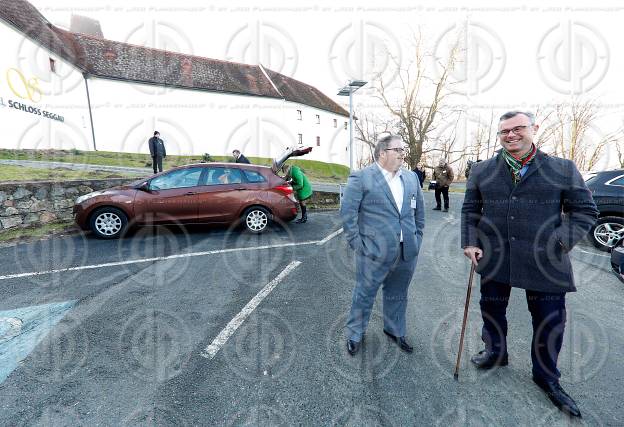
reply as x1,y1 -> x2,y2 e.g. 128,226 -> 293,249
454,262 -> 476,380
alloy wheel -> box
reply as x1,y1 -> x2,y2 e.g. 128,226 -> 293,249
246,210 -> 268,232
94,212 -> 123,236
594,222 -> 624,248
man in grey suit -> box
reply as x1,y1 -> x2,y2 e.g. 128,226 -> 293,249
340,134 -> 425,355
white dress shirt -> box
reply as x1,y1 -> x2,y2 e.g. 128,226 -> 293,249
377,163 -> 404,241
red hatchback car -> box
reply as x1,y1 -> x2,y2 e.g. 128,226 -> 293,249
73,148 -> 311,238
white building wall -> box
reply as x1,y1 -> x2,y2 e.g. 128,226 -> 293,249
0,21 -> 93,153
0,20 -> 351,166
87,77 -> 350,165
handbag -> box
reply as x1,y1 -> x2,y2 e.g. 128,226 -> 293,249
428,180 -> 437,190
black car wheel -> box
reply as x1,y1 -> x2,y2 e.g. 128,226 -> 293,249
90,207 -> 128,239
590,216 -> 624,251
243,207 -> 270,233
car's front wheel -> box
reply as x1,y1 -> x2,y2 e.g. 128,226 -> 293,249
89,207 -> 128,239
243,206 -> 270,233
590,216 -> 624,251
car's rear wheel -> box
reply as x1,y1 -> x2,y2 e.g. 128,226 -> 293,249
590,216 -> 624,251
243,206 -> 270,233
90,207 -> 128,239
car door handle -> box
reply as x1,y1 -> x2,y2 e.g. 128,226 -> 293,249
235,187 -> 245,191
185,191 -> 197,195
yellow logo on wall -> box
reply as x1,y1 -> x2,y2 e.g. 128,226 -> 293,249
6,68 -> 42,103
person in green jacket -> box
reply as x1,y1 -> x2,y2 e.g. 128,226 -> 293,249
284,164 -> 312,223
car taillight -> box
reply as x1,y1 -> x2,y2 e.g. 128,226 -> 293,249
274,185 -> 293,196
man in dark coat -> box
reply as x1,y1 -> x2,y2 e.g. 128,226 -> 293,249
412,163 -> 426,189
232,149 -> 251,164
148,131 -> 166,173
461,111 -> 598,418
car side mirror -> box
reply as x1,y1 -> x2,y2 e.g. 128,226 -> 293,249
138,181 -> 150,192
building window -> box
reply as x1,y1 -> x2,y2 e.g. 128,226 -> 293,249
344,121 -> 348,130
333,119 -> 337,128
298,134 -> 303,144
316,114 -> 320,124
316,136 -> 320,146
297,110 -> 302,120
49,58 -> 56,73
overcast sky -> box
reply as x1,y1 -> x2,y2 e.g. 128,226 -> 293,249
28,0 -> 624,168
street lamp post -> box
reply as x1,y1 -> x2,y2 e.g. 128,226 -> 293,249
338,80 -> 367,171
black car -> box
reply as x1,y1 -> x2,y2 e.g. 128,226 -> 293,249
586,169 -> 624,251
611,237 -> 624,283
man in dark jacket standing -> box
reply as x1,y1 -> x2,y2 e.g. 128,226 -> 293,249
461,111 -> 598,418
148,131 -> 166,173
412,163 -> 426,189
232,149 -> 251,164
432,158 -> 454,211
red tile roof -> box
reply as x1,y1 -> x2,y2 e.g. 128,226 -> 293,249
0,0 -> 349,116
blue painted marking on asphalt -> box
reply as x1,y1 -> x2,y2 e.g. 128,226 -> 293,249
0,300 -> 76,385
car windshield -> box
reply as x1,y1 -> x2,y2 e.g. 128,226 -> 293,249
149,168 -> 203,190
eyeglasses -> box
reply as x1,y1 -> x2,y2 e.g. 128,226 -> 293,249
385,147 -> 406,154
497,125 -> 530,137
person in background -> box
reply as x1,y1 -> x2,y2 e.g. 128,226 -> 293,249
148,131 -> 166,173
432,158 -> 454,211
284,164 -> 312,223
412,163 -> 426,189
232,149 -> 251,164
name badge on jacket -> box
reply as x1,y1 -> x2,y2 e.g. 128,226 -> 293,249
410,196 -> 417,209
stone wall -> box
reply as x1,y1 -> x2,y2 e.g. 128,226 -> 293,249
307,189 -> 340,208
0,179 -> 135,232
0,179 -> 339,232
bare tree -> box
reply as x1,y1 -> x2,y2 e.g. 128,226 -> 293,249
470,110 -> 497,160
375,31 -> 462,170
614,140 -> 624,169
353,111 -> 394,167
536,100 -> 624,170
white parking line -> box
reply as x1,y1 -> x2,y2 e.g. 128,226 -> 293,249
200,260 -> 301,359
573,248 -> 610,258
0,241 -> 318,281
317,228 -> 343,245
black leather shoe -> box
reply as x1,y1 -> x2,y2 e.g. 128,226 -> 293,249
443,208 -> 449,212
533,377 -> 582,418
470,350 -> 509,369
383,330 -> 413,353
347,339 -> 361,356
432,207 -> 441,211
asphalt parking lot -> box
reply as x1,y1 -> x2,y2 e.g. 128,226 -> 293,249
0,192 -> 621,426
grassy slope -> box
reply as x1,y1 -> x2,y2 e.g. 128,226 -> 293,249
0,149 -> 350,183
0,165 -> 136,182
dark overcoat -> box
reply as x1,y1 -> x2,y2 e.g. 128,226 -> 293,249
461,150 -> 598,293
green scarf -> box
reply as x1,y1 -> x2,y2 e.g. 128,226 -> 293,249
501,144 -> 537,184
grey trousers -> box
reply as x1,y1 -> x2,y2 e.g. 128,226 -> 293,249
346,244 -> 417,341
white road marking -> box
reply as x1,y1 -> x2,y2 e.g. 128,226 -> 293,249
200,260 -> 301,359
573,248 -> 610,258
0,241 -> 317,281
317,228 -> 343,245
0,228 -> 346,281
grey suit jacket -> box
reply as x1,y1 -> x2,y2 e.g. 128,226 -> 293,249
340,164 -> 425,264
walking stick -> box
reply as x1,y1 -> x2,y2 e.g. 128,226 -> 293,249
454,262 -> 476,380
